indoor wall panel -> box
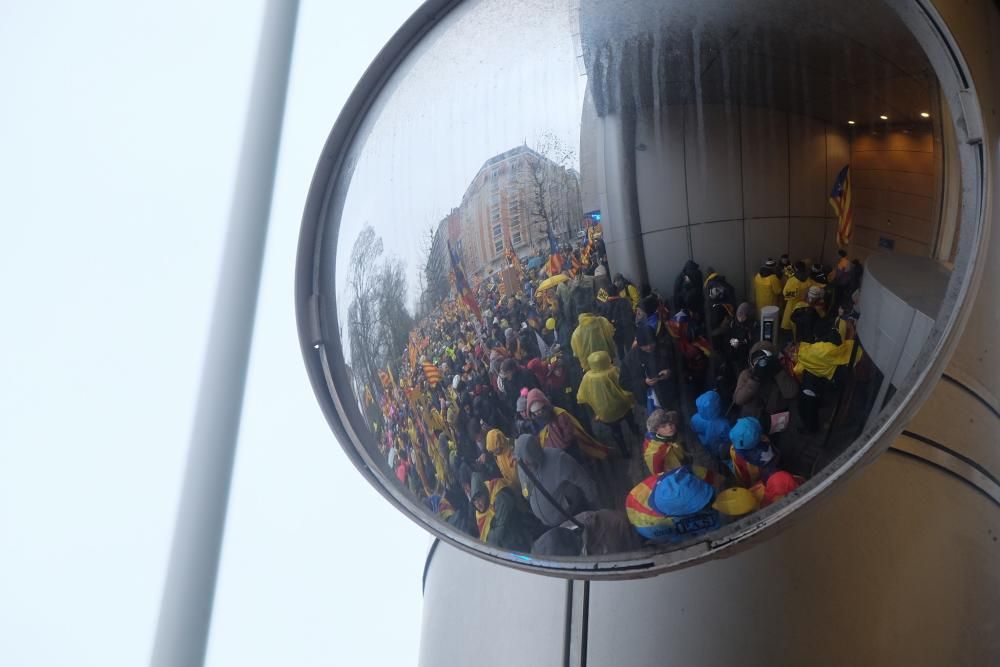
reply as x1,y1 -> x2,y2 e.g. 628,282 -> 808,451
684,104 -> 742,224
788,217 -> 828,265
826,127 -> 851,188
624,104 -> 897,302
851,168 -> 934,197
635,108 -> 688,233
821,219 -> 841,266
741,106 -> 789,219
854,207 -> 935,243
852,148 -> 934,174
850,128 -> 937,262
849,125 -> 938,260
744,217 -> 790,289
690,219 -> 746,298
641,227 -> 691,298
788,115 -> 828,217
852,226 -> 931,257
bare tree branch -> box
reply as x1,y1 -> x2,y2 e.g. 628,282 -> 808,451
520,133 -> 582,250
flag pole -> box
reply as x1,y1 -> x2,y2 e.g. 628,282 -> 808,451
150,1 -> 299,665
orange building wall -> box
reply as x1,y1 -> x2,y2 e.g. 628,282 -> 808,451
850,127 -> 941,260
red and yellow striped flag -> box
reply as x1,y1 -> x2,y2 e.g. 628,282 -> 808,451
829,165 -> 853,247
422,361 -> 442,387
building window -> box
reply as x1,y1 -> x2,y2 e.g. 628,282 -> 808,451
492,223 -> 503,255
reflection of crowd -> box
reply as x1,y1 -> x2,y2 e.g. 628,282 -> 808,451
369,231 -> 866,557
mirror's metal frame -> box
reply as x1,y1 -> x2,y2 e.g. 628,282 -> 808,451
296,0 -> 989,579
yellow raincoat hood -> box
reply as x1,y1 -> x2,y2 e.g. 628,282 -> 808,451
587,350 -> 613,372
486,428 -> 519,487
571,313 -> 615,371
577,351 -> 634,422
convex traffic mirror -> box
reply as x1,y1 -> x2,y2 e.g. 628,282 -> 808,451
297,0 -> 986,576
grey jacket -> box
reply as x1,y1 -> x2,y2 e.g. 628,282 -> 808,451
515,434 -> 599,527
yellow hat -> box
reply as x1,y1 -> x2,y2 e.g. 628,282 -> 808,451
712,487 -> 759,517
545,317 -> 557,331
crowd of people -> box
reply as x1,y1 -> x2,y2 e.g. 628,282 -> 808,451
367,228 -> 866,557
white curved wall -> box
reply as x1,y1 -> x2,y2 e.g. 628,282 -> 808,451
420,452 -> 1000,666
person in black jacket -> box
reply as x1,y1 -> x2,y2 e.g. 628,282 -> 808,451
673,260 -> 704,316
623,324 -> 677,413
791,285 -> 827,344
498,357 -> 540,413
444,463 -> 479,538
598,285 -> 636,361
723,302 -> 757,375
518,324 -> 541,361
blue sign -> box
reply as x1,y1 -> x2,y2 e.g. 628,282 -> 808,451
878,236 -> 895,250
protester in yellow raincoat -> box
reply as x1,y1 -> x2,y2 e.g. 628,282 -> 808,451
431,432 -> 453,490
793,333 -> 860,380
485,428 -> 519,488
781,262 -> 811,330
779,254 -> 795,286
425,404 -> 446,434
753,259 -> 783,310
577,351 -> 634,423
794,329 -> 862,432
577,351 -> 639,457
571,311 -> 616,371
612,273 -> 641,310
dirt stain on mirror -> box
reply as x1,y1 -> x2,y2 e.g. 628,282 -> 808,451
317,0 -> 959,570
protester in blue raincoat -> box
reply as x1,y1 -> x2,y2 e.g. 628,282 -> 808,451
625,466 -> 720,543
728,417 -> 780,487
690,390 -> 730,458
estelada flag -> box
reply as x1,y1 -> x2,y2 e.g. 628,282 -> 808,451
667,319 -> 712,357
582,227 -> 594,264
829,164 -> 853,247
422,361 -> 442,387
447,241 -> 482,320
543,226 -> 563,276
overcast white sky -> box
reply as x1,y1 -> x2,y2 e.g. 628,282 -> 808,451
0,1 -> 430,665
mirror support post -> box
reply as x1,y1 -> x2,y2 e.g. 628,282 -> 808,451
150,1 -> 299,665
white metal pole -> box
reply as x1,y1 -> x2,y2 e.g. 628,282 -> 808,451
151,1 -> 299,665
